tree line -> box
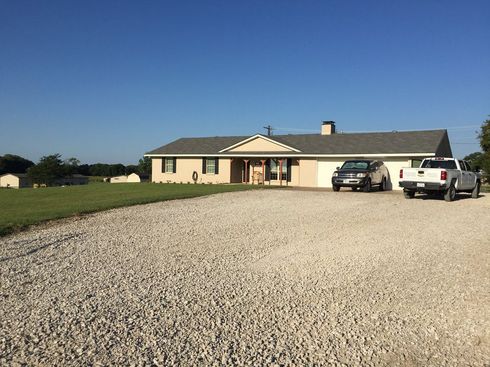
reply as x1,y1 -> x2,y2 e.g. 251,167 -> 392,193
0,154 -> 152,185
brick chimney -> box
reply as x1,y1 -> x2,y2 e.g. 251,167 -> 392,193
321,121 -> 336,135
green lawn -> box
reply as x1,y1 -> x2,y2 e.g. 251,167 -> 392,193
0,183 -> 270,236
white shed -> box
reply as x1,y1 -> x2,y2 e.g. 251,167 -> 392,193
110,175 -> 128,183
127,173 -> 141,183
0,173 -> 31,188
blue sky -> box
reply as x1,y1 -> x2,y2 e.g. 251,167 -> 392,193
1,0 -> 489,164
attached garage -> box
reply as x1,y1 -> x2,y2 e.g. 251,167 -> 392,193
317,159 -> 339,188
317,158 -> 415,190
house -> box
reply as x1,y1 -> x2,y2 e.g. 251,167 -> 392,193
110,173 -> 143,183
0,173 -> 31,188
145,121 -> 452,190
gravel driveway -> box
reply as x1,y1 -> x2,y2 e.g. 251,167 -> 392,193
1,190 -> 489,366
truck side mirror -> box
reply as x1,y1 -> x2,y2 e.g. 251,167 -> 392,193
336,167 -> 340,170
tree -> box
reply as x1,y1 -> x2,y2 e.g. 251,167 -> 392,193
138,156 -> 152,175
77,164 -> 91,176
463,152 -> 484,171
64,157 -> 81,175
125,165 -> 138,175
27,154 -> 65,185
0,154 -> 34,174
478,118 -> 490,181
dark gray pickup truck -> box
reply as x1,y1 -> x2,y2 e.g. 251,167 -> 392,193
332,160 -> 389,192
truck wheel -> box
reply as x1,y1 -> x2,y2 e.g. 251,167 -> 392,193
403,190 -> 415,199
471,181 -> 480,199
333,185 -> 340,192
444,185 -> 456,202
363,179 -> 371,192
379,177 -> 387,191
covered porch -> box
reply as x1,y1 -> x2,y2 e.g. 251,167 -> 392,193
229,157 -> 298,186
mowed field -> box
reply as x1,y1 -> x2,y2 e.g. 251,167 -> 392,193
1,189 -> 489,366
0,183 -> 269,236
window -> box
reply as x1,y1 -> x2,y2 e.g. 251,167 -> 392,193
164,158 -> 175,173
206,158 -> 216,174
459,160 -> 469,171
421,159 -> 457,169
341,161 -> 370,170
202,158 -> 219,174
270,159 -> 287,180
411,159 -> 422,168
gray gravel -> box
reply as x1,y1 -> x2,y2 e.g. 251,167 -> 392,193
1,190 -> 489,366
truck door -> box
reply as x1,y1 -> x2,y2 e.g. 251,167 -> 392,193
463,161 -> 477,189
458,160 -> 471,190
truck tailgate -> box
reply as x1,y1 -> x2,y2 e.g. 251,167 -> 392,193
402,168 -> 442,182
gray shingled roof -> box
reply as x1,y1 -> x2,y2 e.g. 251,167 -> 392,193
146,130 -> 451,156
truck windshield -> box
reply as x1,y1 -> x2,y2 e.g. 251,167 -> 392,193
421,160 -> 457,169
341,161 -> 369,170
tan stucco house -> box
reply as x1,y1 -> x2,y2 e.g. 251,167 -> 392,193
145,121 -> 452,190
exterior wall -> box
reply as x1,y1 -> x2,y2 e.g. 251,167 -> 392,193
298,159 -> 318,187
228,137 -> 293,152
127,173 -> 141,183
0,174 -> 21,188
151,158 -> 232,184
383,159 -> 411,190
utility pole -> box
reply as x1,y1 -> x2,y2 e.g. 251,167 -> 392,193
263,124 -> 273,136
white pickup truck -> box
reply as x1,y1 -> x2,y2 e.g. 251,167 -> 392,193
399,157 -> 481,201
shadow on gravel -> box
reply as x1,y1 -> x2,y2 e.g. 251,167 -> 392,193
411,193 -> 484,201
0,233 -> 81,263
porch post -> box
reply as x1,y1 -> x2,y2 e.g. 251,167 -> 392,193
261,159 -> 266,185
243,159 -> 249,184
230,158 -> 234,183
278,159 -> 284,186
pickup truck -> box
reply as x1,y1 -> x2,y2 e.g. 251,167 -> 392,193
399,158 -> 481,201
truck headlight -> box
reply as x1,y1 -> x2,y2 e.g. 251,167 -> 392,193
332,172 -> 338,177
356,173 -> 367,178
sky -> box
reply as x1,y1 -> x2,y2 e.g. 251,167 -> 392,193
1,0 -> 489,164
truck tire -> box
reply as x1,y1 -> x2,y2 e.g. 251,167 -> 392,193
333,185 -> 340,192
444,185 -> 456,202
363,178 -> 371,192
403,190 -> 415,199
379,177 -> 387,191
471,181 -> 480,199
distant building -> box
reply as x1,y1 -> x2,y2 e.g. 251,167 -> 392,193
0,173 -> 31,189
0,173 -> 89,188
110,173 -> 144,183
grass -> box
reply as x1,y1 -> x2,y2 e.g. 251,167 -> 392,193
0,183 -> 272,236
